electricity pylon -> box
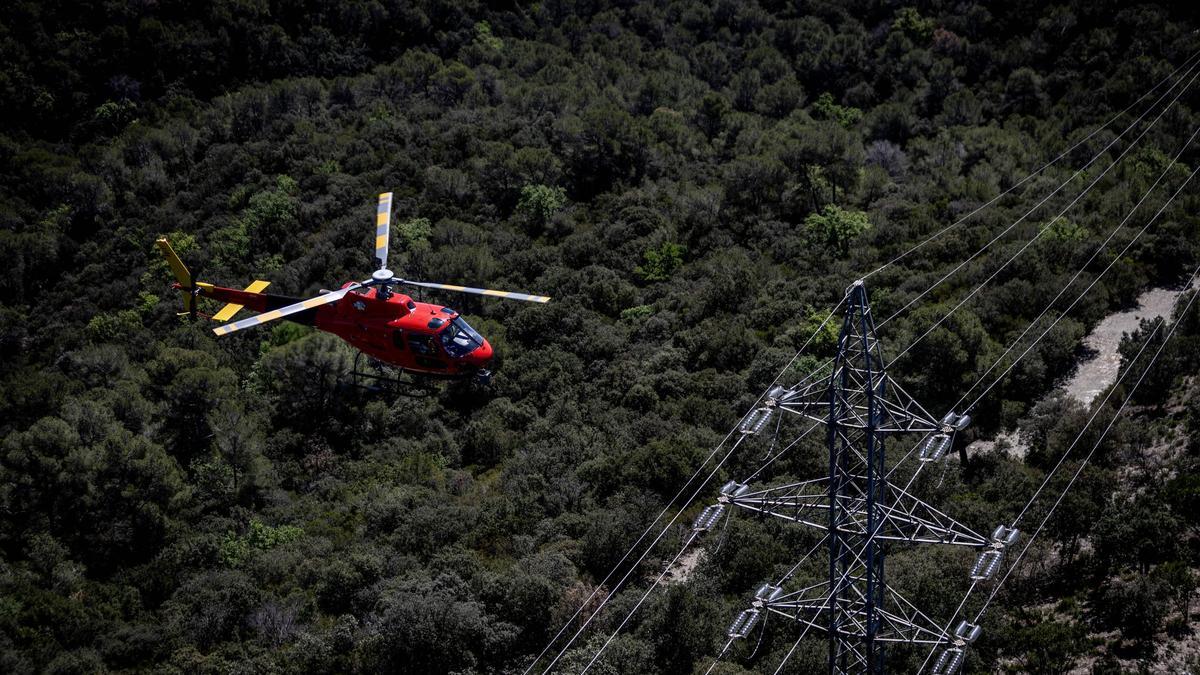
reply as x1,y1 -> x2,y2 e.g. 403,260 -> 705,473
716,281 -> 986,674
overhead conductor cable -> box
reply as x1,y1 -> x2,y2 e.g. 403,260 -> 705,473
915,166 -> 1200,674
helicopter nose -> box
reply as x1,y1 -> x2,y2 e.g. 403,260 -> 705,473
476,339 -> 494,362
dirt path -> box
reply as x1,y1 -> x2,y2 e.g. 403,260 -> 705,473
1062,285 -> 1195,406
663,547 -> 704,585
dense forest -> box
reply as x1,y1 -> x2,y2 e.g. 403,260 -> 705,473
4,1 -> 1200,672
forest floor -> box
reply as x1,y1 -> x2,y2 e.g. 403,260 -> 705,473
664,547 -> 705,585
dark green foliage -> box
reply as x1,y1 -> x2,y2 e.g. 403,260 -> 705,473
1010,615 -> 1089,674
1093,574 -> 1170,647
635,242 -> 686,283
1,1 -> 1200,673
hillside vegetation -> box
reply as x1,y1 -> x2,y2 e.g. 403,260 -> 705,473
2,1 -> 1200,673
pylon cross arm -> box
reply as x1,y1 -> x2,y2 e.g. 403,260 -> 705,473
761,587 -> 953,645
729,481 -> 986,546
772,374 -> 941,432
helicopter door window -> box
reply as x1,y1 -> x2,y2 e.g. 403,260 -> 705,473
408,333 -> 435,355
392,330 -> 405,349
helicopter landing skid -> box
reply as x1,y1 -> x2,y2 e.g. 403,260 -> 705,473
343,353 -> 439,398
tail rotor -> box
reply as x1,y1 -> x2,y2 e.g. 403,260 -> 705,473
157,238 -> 199,319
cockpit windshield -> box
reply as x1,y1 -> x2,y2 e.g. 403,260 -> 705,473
440,316 -> 484,357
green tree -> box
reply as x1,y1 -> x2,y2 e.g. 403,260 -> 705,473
240,175 -> 299,256
892,7 -> 935,41
473,21 -> 503,52
1093,574 -> 1169,648
360,574 -> 518,674
635,242 -> 685,282
804,205 -> 871,253
1154,561 -> 1196,622
812,92 -> 862,128
397,216 -> 433,251
516,184 -> 567,227
1013,618 -> 1088,674
219,520 -> 304,567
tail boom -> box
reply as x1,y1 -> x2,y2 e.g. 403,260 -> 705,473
178,282 -> 317,325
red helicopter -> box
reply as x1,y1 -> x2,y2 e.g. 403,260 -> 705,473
157,191 -> 550,386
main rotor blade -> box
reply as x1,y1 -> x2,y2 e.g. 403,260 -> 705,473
212,287 -> 352,336
374,192 -> 393,270
401,279 -> 550,303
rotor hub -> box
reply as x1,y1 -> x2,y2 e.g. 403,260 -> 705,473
372,269 -> 395,283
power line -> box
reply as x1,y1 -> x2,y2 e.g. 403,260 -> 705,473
915,252 -> 1200,674
692,53 -> 1200,675
886,62 -> 1200,367
538,436 -> 745,674
955,125 -> 1200,412
580,529 -> 704,673
1007,162 -> 1199,529
554,51 -> 1200,675
764,54 -> 1200,409
900,121 -> 1200,673
663,152 -> 1190,669
875,51 -> 1200,332
972,263 -> 1200,624
859,49 -> 1200,283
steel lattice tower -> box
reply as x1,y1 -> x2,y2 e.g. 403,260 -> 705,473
714,281 -> 991,675
827,279 -> 889,672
